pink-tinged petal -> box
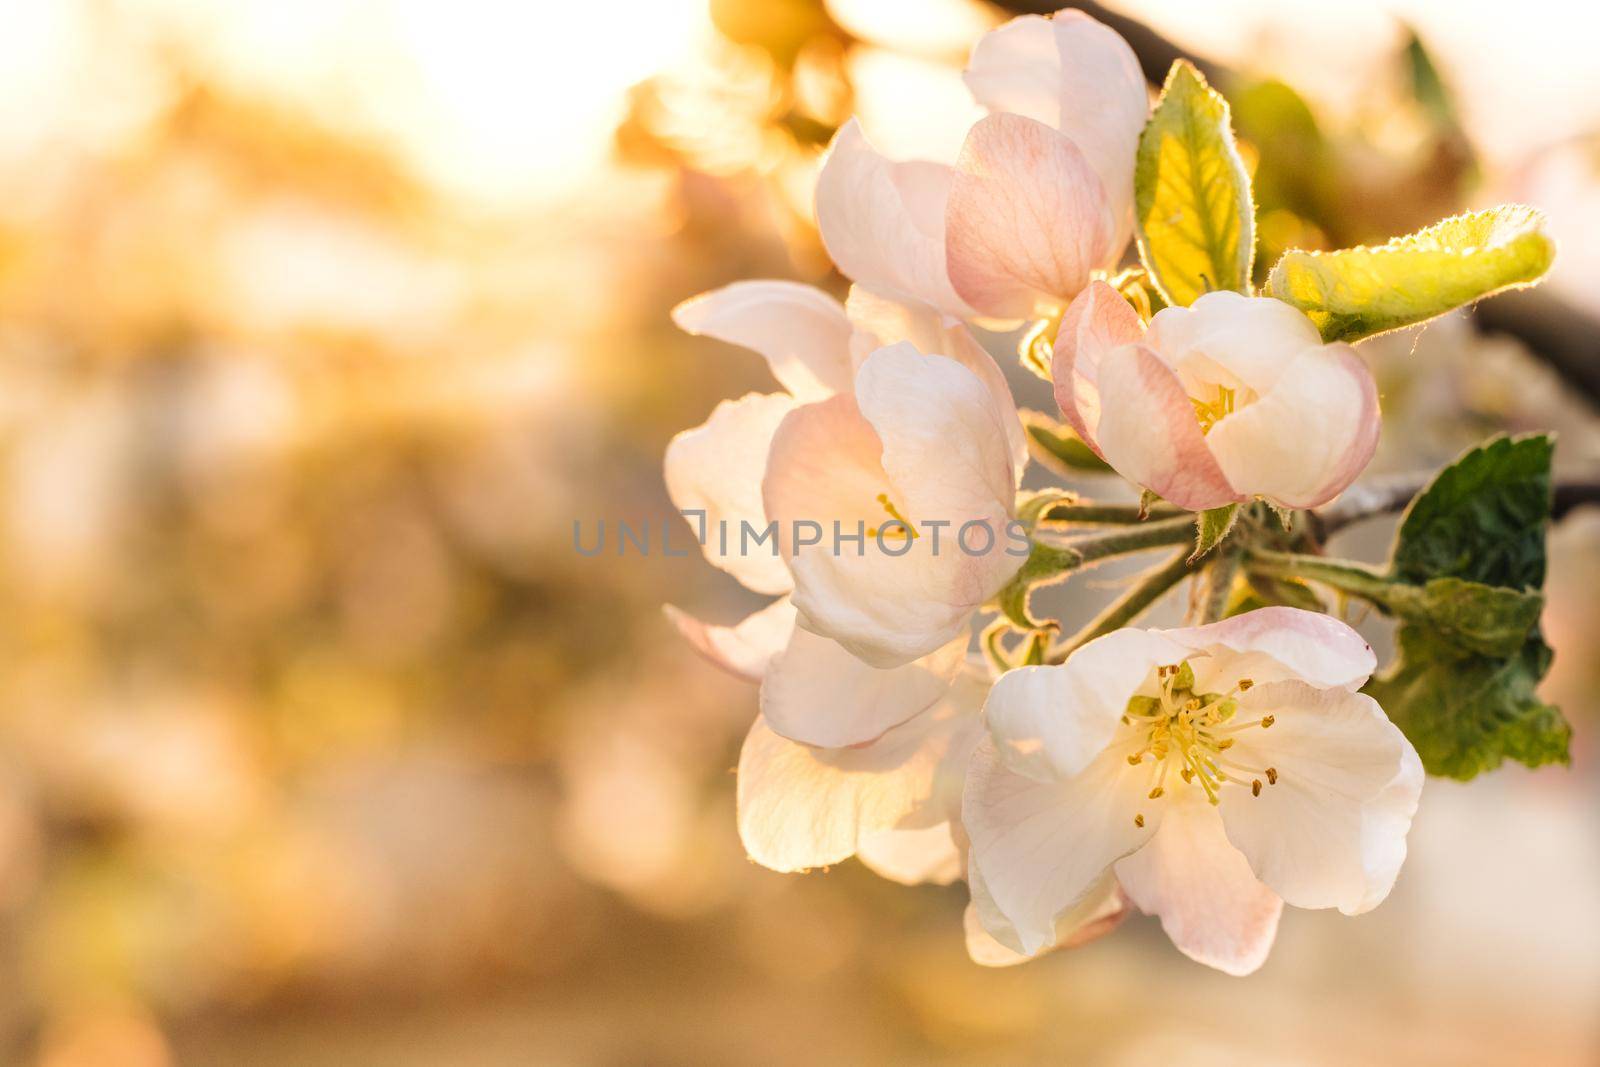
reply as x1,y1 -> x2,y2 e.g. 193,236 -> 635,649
1051,279 -> 1144,449
1093,343 -> 1242,511
1218,682 -> 1424,915
846,287 -> 1028,483
963,11 -> 1148,233
762,392 -> 888,561
1162,606 -> 1376,693
963,735 -> 1155,955
815,120 -> 974,318
760,626 -> 967,748
858,823 -> 962,886
1145,290 -> 1323,398
946,113 -> 1118,319
671,280 -> 854,402
983,628 -> 1189,781
737,679 -> 982,877
662,598 -> 796,683
1114,788 -> 1284,976
1204,343 -> 1380,509
965,861 -> 1127,966
773,345 -> 1021,666
664,392 -> 798,595
760,389 -> 992,668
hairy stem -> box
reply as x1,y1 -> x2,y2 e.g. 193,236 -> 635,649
1050,515 -> 1197,559
1047,548 -> 1194,664
1243,548 -> 1395,602
1190,543 -> 1242,625
1041,501 -> 1186,525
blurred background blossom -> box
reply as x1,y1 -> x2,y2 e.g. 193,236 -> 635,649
0,1 -> 1594,1063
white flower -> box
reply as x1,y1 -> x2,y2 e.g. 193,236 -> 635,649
664,282 -> 1024,748
964,607 -> 1423,975
1054,285 -> 1381,510
764,341 -> 1025,674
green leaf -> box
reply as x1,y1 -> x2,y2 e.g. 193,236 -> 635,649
1134,60 -> 1255,307
1190,504 -> 1239,562
1366,629 -> 1570,781
1266,206 -> 1556,342
1020,409 -> 1113,477
1391,433 -> 1553,589
1381,577 -> 1542,659
1365,433 -> 1569,778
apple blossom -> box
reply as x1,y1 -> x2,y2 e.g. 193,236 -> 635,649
665,281 -> 1025,748
944,11 -> 1150,319
1053,283 -> 1381,511
964,607 -> 1423,975
764,341 -> 1026,675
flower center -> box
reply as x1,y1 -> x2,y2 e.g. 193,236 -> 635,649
1189,384 -> 1236,435
1121,660 -> 1281,825
867,492 -> 917,539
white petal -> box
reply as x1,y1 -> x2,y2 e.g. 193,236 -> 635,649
845,287 -> 1028,484
672,280 -> 854,402
1114,789 -> 1283,976
664,392 -> 798,595
760,626 -> 967,748
855,343 -> 1016,523
858,823 -> 963,886
945,113 -> 1117,319
964,860 -> 1126,966
737,681 -> 983,876
1093,343 -> 1242,511
1161,606 -> 1376,693
1217,681 -> 1424,915
1204,342 -> 1380,509
1144,290 -> 1324,398
815,120 -> 973,317
963,10 -> 1147,230
982,628 -> 1189,781
662,598 -> 796,683
963,735 -> 1155,955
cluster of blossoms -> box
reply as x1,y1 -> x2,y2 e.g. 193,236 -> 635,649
663,10 -> 1427,975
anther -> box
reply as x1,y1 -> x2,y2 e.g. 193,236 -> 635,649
1260,715 -> 1275,728
1251,779 -> 1262,797
1148,786 -> 1164,799
1266,767 -> 1278,785
1127,753 -> 1143,766
1134,813 -> 1145,828
1216,738 -> 1235,750
1238,679 -> 1254,691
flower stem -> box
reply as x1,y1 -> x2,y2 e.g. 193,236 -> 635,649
1047,547 -> 1194,663
999,516 -> 1197,630
1243,548 -> 1396,602
1040,501 -> 1186,525
1190,542 -> 1242,625
1052,515 -> 1197,559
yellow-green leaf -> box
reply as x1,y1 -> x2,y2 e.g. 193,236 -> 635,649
1266,205 -> 1556,342
1134,60 -> 1255,307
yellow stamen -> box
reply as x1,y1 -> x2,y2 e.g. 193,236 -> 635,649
867,493 -> 918,539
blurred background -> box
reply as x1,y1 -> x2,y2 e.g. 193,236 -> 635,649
0,0 -> 1595,1063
